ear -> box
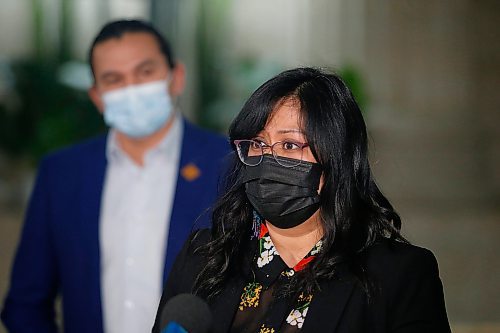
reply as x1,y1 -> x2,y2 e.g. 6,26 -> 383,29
169,62 -> 186,97
88,85 -> 104,114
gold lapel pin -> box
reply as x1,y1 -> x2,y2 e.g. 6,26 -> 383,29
181,163 -> 201,182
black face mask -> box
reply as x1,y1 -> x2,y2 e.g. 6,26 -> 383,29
241,155 -> 322,229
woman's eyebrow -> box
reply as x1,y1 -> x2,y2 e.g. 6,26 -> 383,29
277,129 -> 304,135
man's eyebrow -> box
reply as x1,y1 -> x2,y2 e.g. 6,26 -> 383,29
135,59 -> 158,70
99,71 -> 121,81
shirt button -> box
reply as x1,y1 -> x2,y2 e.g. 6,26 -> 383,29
124,300 -> 135,309
126,258 -> 135,266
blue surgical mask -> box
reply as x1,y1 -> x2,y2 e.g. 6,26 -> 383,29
102,79 -> 174,138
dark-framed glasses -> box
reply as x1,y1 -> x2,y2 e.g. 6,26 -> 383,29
234,139 -> 309,168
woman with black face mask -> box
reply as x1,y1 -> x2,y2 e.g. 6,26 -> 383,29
152,68 -> 451,333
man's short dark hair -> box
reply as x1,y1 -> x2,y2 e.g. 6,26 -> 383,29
88,19 -> 176,76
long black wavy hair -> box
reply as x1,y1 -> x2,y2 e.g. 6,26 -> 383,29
194,67 -> 405,300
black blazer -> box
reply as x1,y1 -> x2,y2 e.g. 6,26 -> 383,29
153,230 -> 451,333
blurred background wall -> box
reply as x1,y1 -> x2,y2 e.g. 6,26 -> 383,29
0,0 -> 499,332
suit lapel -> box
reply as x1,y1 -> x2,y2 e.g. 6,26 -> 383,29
206,240 -> 254,333
301,276 -> 357,333
79,135 -> 107,331
163,120 -> 201,279
163,119 -> 230,280
209,277 -> 247,333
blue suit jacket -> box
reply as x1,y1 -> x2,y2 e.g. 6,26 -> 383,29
1,120 -> 230,333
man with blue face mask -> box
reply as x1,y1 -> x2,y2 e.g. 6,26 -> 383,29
1,20 -> 229,333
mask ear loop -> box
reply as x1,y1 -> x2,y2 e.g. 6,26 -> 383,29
164,73 -> 178,108
251,210 -> 262,240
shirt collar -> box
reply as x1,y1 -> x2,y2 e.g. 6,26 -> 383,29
106,112 -> 183,165
253,222 -> 323,288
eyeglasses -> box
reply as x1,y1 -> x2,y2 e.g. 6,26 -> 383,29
234,139 -> 310,168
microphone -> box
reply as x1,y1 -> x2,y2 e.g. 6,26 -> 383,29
160,293 -> 212,333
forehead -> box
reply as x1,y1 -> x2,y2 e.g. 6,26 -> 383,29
264,97 -> 304,132
91,32 -> 166,74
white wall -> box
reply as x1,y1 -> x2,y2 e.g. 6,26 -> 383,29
0,1 -> 33,59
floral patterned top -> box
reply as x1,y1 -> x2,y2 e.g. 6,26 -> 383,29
230,222 -> 323,333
